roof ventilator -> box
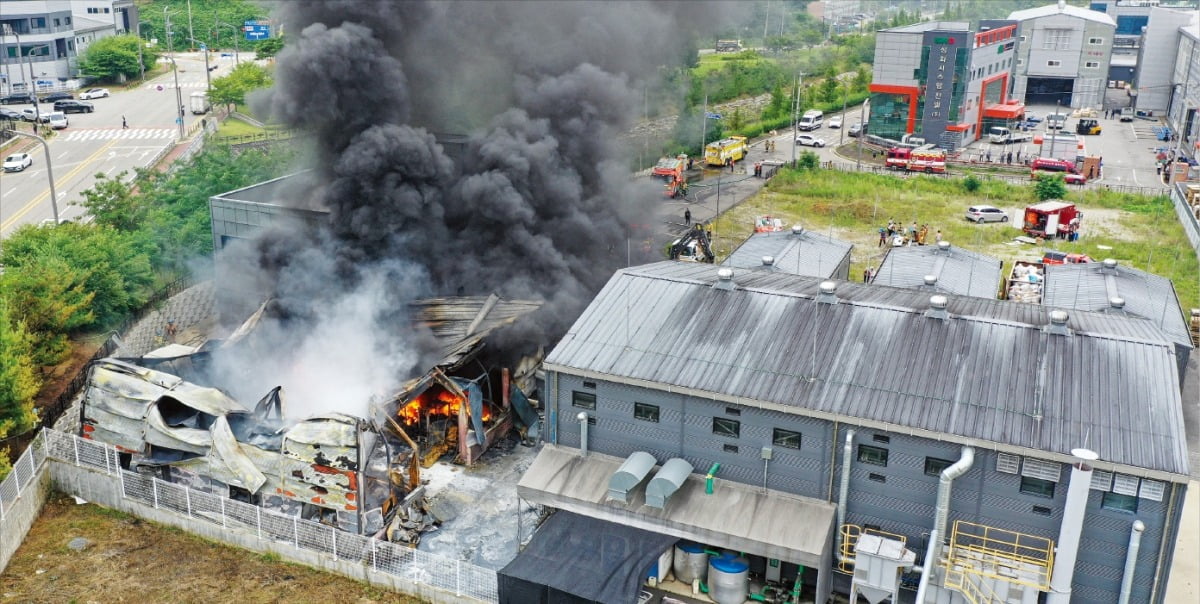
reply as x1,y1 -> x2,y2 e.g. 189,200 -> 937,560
713,267 -> 736,291
791,224 -> 804,236
646,458 -> 694,509
936,240 -> 951,253
1110,297 -> 1126,311
1045,309 -> 1072,336
607,451 -> 656,504
762,255 -> 775,267
1102,258 -> 1118,273
926,295 -> 949,320
817,280 -> 839,305
923,275 -> 938,288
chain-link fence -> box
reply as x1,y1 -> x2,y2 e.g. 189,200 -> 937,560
19,429 -> 499,602
0,431 -> 46,524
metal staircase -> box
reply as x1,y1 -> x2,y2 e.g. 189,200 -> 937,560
945,564 -> 1004,604
940,520 -> 1055,603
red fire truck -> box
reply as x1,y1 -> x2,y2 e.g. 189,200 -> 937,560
885,145 -> 947,174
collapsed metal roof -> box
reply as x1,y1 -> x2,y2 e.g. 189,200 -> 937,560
543,261 -> 1190,480
410,293 -> 543,368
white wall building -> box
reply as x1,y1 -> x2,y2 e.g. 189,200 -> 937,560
0,0 -> 132,94
1009,1 -> 1117,109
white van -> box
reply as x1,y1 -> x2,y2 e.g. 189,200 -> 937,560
47,111 -> 68,129
798,110 -> 824,131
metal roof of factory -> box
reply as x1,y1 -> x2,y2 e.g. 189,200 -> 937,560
723,228 -> 853,279
1043,260 -> 1192,353
1009,3 -> 1116,27
873,242 -> 1002,299
544,262 -> 1189,480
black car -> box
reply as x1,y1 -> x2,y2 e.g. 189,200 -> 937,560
0,108 -> 22,121
0,93 -> 35,105
54,100 -> 94,114
39,92 -> 74,103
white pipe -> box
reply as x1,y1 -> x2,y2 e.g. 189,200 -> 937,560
577,412 -> 589,456
835,429 -> 855,563
914,528 -> 939,604
934,446 -> 975,542
1117,520 -> 1145,604
1047,448 -> 1098,604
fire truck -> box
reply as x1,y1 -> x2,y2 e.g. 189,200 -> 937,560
885,145 -> 947,174
704,136 -> 748,167
654,154 -> 689,198
1022,200 -> 1082,238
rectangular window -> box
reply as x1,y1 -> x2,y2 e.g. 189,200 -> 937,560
1021,458 -> 1062,482
712,417 -> 740,439
32,17 -> 47,28
1020,476 -> 1056,498
54,18 -> 60,26
872,434 -> 890,444
996,453 -> 1021,474
924,457 -> 954,476
1089,37 -> 1104,45
1102,491 -> 1139,513
1017,58 -> 1024,66
586,416 -> 596,426
1043,29 -> 1071,50
633,402 -> 659,423
1091,470 -> 1114,491
725,406 -> 741,416
1085,61 -> 1100,68
1032,505 -> 1053,517
1020,35 -> 1027,42
858,444 -> 889,467
1139,480 -> 1166,502
868,473 -> 887,483
582,380 -> 596,389
65,17 -> 70,24
571,391 -> 596,410
772,428 -> 801,450
1113,474 -> 1140,496
1047,60 -> 1062,67
723,444 -> 739,454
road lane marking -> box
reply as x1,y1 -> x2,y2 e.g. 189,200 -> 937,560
1,139 -> 120,231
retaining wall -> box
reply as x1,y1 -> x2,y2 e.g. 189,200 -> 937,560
0,468 -> 50,571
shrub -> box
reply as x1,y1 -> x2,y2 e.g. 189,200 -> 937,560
962,174 -> 981,193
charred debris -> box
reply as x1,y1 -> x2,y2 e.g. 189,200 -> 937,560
80,294 -> 543,544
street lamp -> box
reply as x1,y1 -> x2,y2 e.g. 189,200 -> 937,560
857,98 -> 869,172
135,20 -> 153,82
164,9 -> 185,140
213,19 -> 242,65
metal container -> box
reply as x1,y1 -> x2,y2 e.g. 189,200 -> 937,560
708,553 -> 749,604
673,541 -> 707,584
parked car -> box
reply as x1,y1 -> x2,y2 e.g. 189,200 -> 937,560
54,100 -> 94,114
965,205 -> 1009,223
39,91 -> 74,103
795,134 -> 827,147
1119,107 -> 1134,122
20,107 -> 44,122
46,111 -> 68,129
848,121 -> 866,137
828,116 -> 843,129
1023,112 -> 1042,123
0,93 -> 35,105
79,87 -> 110,100
0,108 -> 22,121
3,152 -> 33,172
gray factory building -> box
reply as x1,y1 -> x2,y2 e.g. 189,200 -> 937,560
723,226 -> 853,280
1044,258 -> 1193,380
1009,2 -> 1116,108
873,241 -> 1002,299
518,261 -> 1189,604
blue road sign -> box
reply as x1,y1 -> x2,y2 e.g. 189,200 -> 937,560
705,112 -> 723,120
244,20 -> 270,41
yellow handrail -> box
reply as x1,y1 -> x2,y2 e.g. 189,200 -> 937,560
838,524 -> 907,573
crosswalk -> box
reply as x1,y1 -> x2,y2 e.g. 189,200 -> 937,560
60,128 -> 176,141
145,81 -> 208,89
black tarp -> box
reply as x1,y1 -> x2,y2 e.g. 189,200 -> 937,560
498,511 -> 677,604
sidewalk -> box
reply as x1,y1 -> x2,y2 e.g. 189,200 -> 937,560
1166,480 -> 1199,602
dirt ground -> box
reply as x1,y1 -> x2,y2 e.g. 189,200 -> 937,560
0,494 -> 426,604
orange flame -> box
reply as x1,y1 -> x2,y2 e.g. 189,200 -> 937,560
398,387 -> 491,426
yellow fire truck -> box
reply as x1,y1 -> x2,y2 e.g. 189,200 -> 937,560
704,136 -> 748,167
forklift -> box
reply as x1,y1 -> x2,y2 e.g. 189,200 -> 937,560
1075,118 -> 1101,135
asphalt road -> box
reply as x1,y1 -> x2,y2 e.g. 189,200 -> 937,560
0,52 -> 222,238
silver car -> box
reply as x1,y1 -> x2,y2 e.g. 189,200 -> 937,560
965,205 -> 1008,223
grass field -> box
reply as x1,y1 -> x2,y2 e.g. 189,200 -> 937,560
709,168 -> 1199,312
0,493 -> 426,604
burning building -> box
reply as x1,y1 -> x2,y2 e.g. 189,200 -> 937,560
80,294 -> 543,539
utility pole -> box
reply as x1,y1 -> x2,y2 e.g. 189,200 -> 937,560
791,74 -> 802,166
700,94 -> 708,155
857,99 -> 868,172
187,0 -> 195,52
1048,99 -> 1061,161
8,28 -> 42,119
166,10 -> 185,140
839,80 -> 848,146
135,21 -> 145,82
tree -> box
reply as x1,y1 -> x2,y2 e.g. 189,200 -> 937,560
78,34 -> 158,82
853,65 -> 871,92
1034,174 -> 1068,201
255,36 -> 284,59
0,257 -> 95,366
820,77 -> 839,103
77,171 -> 151,232
0,299 -> 40,440
208,62 -> 272,110
798,150 -> 820,170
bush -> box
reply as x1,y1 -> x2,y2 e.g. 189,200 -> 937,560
962,174 -> 981,193
798,151 -> 820,170
1033,174 -> 1068,201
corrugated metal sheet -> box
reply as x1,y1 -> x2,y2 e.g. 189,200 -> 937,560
874,243 -> 1003,298
410,294 -> 542,367
1043,262 -> 1192,352
545,262 -> 1189,477
724,230 -> 853,279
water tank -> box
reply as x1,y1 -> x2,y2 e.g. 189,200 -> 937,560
708,553 -> 749,604
673,542 -> 708,585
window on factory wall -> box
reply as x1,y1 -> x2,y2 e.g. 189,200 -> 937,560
1101,491 -> 1139,513
1086,62 -> 1099,69
634,402 -> 659,423
924,457 -> 954,476
571,391 -> 596,410
32,18 -> 47,29
1019,476 -> 1056,498
1043,29 -> 1071,50
772,428 -> 801,450
1088,37 -> 1104,45
712,417 -> 740,439
858,444 -> 889,467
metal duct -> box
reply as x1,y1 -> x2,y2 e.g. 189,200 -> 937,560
836,429 -> 855,563
1047,448 -> 1099,604
646,458 -> 694,509
1118,520 -> 1146,604
913,528 -> 939,604
933,446 -> 974,550
577,412 -> 589,457
608,451 -> 656,503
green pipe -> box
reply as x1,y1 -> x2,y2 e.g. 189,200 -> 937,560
699,580 -> 709,594
749,594 -> 768,602
706,462 -> 721,494
704,549 -> 722,557
792,565 -> 805,604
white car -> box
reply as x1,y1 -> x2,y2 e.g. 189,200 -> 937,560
828,116 -> 843,129
79,88 -> 110,100
795,134 -> 826,147
3,152 -> 33,172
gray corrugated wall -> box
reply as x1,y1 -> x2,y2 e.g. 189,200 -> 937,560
549,370 -> 1175,603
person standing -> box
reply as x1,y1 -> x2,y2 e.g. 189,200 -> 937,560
122,115 -> 128,129
878,227 -> 886,247
684,208 -> 692,226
